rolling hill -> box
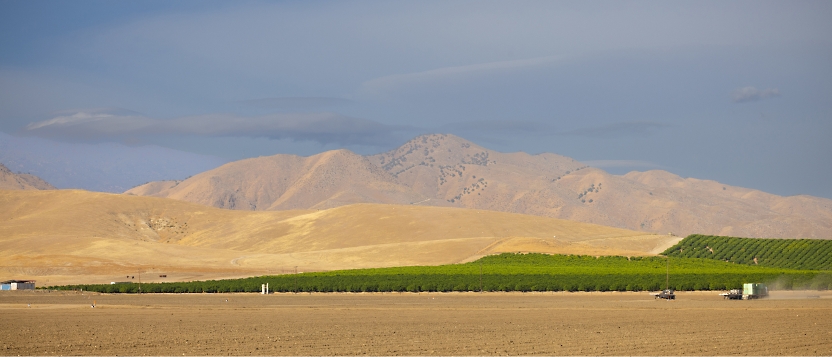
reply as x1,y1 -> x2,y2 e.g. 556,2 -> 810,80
0,163 -> 54,190
127,134 -> 832,239
0,189 -> 675,285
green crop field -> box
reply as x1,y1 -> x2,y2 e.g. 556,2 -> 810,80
51,253 -> 831,293
662,235 -> 832,270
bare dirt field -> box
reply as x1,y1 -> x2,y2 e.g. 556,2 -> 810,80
1,291 -> 831,356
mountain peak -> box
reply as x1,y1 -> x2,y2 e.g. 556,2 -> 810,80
371,133 -> 493,176
399,133 -> 487,153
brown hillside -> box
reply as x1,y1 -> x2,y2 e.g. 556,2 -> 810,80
127,149 -> 426,210
0,163 -> 54,190
0,190 -> 673,285
369,135 -> 832,238
128,134 -> 832,239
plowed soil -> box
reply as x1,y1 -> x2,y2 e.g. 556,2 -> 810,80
1,290 -> 830,356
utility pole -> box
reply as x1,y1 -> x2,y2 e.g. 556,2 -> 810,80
294,266 -> 298,293
666,257 -> 670,290
480,259 -> 483,293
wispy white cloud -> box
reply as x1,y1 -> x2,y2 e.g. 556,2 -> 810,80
731,86 -> 780,103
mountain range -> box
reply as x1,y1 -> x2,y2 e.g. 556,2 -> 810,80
128,134 -> 832,239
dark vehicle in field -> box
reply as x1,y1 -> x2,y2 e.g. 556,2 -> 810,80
654,289 -> 675,300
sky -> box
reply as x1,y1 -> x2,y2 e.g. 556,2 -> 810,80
1,0 -> 831,198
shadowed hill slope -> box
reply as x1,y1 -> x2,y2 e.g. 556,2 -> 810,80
127,134 -> 832,239
0,189 -> 674,285
0,163 -> 54,190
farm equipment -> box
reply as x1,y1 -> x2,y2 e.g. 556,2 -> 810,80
720,283 -> 768,300
654,289 -> 676,300
720,289 -> 743,299
653,257 -> 675,299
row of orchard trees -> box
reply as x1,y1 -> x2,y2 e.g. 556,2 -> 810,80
662,235 -> 832,270
51,253 -> 832,293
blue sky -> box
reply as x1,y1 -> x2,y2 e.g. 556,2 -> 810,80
1,0 -> 831,198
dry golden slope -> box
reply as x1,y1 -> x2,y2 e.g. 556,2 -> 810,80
0,163 -> 54,190
0,189 -> 674,285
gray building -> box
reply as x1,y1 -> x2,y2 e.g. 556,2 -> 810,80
0,280 -> 36,290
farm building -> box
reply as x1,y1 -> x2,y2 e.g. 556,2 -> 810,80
0,280 -> 36,290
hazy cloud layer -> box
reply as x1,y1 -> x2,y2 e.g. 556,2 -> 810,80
441,120 -> 556,135
239,97 -> 353,110
360,56 -> 561,95
559,122 -> 670,138
24,109 -> 407,147
441,120 -> 671,139
731,87 -> 781,103
0,131 -> 226,192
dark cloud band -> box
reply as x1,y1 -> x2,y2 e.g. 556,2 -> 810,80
731,87 -> 780,103
23,109 -> 407,147
441,120 -> 669,138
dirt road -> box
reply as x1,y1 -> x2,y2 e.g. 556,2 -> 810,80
1,290 -> 830,355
